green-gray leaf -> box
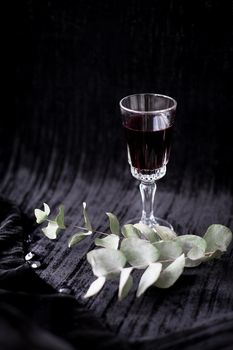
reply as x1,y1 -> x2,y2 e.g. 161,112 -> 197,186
118,267 -> 133,301
34,202 -> 50,224
176,235 -> 206,267
121,224 -> 141,238
42,221 -> 60,240
55,205 -> 66,229
176,235 -> 207,256
87,248 -> 126,277
187,245 -> 205,260
84,276 -> 106,298
95,234 -> 119,249
68,231 -> 92,248
184,246 -> 206,267
83,202 -> 92,231
137,262 -> 162,297
120,238 -> 160,268
43,203 -> 50,215
153,241 -> 183,260
154,225 -> 177,241
184,257 -> 203,267
155,254 -> 185,288
106,212 -> 120,236
133,223 -> 159,243
203,224 -> 232,252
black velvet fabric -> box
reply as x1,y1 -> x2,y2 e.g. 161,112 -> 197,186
0,199 -> 232,350
0,198 -> 129,350
2,0 -> 233,349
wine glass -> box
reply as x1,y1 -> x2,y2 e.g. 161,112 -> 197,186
120,93 -> 177,229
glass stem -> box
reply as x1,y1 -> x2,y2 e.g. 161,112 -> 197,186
139,181 -> 157,227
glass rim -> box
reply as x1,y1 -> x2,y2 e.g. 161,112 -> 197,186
119,93 -> 177,114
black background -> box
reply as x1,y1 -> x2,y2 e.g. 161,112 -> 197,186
10,0 -> 233,190
1,1 -> 233,349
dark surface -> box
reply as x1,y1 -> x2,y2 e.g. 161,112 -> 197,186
1,0 -> 233,349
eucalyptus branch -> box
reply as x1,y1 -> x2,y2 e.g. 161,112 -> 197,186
33,202 -> 232,300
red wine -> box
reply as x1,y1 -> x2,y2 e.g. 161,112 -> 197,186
123,116 -> 173,171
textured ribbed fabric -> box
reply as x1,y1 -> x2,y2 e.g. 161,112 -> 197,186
1,0 -> 233,348
0,198 -> 233,349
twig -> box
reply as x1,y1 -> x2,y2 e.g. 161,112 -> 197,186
74,225 -> 109,236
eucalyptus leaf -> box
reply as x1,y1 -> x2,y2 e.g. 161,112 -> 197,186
155,225 -> 177,241
34,202 -> 50,224
133,223 -> 159,243
187,245 -> 205,260
84,276 -> 106,298
184,257 -> 203,267
118,267 -> 133,301
95,234 -> 119,249
35,209 -> 47,224
176,235 -> 207,256
121,224 -> 141,238
155,254 -> 185,288
87,248 -> 126,277
42,221 -> 60,240
153,241 -> 183,260
137,263 -> 162,297
83,202 -> 92,231
43,203 -> 50,215
106,212 -> 120,236
54,205 -> 66,229
68,231 -> 92,248
120,238 -> 160,268
176,235 -> 206,267
203,224 -> 232,252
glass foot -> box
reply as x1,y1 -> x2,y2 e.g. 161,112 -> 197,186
125,216 -> 173,230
